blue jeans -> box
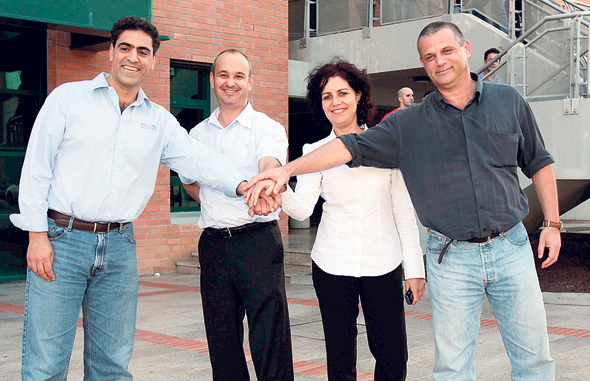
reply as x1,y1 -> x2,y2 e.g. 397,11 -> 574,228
426,222 -> 554,381
22,218 -> 138,380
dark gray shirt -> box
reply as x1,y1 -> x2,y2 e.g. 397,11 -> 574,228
339,74 -> 554,240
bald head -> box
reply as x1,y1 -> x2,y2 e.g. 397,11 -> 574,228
398,87 -> 414,109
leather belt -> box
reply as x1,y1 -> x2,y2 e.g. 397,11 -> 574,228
48,210 -> 123,233
204,220 -> 277,239
438,232 -> 501,264
465,232 -> 500,243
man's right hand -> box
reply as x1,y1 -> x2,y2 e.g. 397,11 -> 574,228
27,232 -> 55,281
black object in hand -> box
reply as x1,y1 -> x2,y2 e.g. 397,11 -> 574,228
405,289 -> 414,305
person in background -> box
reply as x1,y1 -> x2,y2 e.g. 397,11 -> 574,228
380,86 -> 415,122
479,47 -> 505,83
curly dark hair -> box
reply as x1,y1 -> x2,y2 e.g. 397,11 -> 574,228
306,58 -> 375,129
111,16 -> 161,55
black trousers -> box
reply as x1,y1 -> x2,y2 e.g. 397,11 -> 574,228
199,223 -> 294,381
312,262 -> 407,381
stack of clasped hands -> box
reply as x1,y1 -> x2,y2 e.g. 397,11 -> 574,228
245,168 -> 290,216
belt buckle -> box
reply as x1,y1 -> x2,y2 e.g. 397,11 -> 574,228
94,222 -> 111,233
224,227 -> 232,238
484,235 -> 491,244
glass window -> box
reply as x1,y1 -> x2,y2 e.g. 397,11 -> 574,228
0,24 -> 46,282
169,61 -> 211,213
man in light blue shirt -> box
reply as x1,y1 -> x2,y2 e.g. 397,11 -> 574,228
10,16 -> 259,380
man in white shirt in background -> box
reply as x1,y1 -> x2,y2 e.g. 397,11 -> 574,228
181,49 -> 293,380
11,17 -> 260,380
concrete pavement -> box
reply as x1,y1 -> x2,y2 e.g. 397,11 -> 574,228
1,271 -> 589,380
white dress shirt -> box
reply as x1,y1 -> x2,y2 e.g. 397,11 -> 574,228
281,130 -> 425,278
10,73 -> 247,232
180,103 -> 288,229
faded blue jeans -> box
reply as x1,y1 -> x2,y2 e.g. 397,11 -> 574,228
22,218 -> 138,380
426,222 -> 554,381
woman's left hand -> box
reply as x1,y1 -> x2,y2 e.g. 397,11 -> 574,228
405,278 -> 426,305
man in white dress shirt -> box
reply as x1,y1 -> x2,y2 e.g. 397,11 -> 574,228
181,49 -> 293,380
11,17 -> 254,380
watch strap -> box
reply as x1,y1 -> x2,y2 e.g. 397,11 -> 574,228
542,220 -> 563,229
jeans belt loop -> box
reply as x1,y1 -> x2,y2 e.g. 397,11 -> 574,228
67,216 -> 75,232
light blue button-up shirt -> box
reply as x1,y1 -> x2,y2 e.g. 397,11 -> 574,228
10,73 -> 247,232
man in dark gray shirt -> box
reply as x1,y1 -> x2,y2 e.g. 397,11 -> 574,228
246,21 -> 560,380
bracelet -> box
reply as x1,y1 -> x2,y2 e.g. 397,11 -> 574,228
542,220 -> 563,229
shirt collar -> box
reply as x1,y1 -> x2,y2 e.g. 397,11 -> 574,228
432,72 -> 483,108
329,124 -> 367,138
92,72 -> 150,107
210,102 -> 254,129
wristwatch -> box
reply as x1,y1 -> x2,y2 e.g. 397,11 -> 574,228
542,220 -> 563,229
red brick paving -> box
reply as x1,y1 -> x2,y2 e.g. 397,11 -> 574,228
3,281 -> 588,380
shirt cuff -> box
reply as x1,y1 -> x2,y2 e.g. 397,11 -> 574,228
403,251 -> 426,279
523,154 -> 555,179
9,213 -> 49,232
280,187 -> 298,214
226,178 -> 246,198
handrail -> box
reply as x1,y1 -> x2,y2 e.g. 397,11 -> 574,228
563,0 -> 590,12
476,11 -> 590,75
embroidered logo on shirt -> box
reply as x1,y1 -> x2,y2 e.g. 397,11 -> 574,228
140,123 -> 157,131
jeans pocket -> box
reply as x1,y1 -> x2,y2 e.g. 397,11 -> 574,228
503,223 -> 529,246
122,225 -> 136,245
47,225 -> 68,241
425,231 -> 448,255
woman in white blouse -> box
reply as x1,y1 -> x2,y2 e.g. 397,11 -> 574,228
281,59 -> 426,380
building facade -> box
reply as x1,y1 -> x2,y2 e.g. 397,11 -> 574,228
0,0 -> 289,281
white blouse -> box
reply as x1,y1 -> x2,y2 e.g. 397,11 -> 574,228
281,130 -> 425,278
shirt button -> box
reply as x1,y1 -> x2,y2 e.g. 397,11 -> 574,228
476,181 -> 480,185
116,167 -> 119,171
113,190 -> 117,194
107,213 -> 111,217
471,158 -> 476,162
480,205 -> 484,209
119,146 -> 122,149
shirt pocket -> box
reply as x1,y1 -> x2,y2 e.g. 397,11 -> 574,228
488,131 -> 519,167
127,123 -> 161,167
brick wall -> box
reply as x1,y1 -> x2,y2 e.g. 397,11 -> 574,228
45,0 -> 290,275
